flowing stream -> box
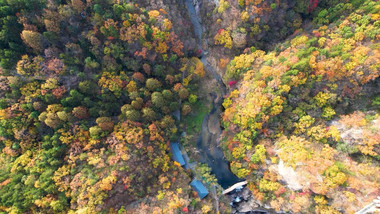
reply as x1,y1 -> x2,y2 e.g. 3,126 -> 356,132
183,2 -> 280,213
184,0 -> 241,189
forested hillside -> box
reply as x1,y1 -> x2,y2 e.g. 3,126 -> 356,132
221,0 -> 379,212
0,0 -> 207,213
0,0 -> 378,213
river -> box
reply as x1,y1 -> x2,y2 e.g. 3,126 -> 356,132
184,0 -> 241,189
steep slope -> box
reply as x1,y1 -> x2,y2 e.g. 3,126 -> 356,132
221,1 -> 379,212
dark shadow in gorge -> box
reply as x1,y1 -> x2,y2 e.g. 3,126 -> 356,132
196,92 -> 242,189
184,0 -> 242,189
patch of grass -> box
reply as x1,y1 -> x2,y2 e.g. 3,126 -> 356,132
183,99 -> 211,135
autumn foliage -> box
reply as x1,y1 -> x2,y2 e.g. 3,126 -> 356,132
0,1 -> 201,213
221,1 -> 380,212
